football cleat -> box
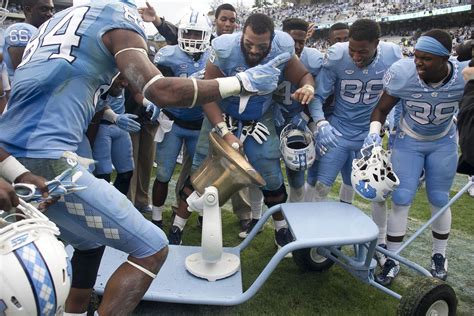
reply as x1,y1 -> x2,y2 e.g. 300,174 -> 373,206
374,243 -> 387,268
375,259 -> 400,286
238,218 -> 263,239
168,226 -> 183,245
430,253 -> 448,281
274,228 -> 294,258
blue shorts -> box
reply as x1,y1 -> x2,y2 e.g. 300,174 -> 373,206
311,136 -> 362,187
155,123 -> 199,182
18,158 -> 168,258
391,127 -> 458,207
193,110 -> 283,191
92,124 -> 134,174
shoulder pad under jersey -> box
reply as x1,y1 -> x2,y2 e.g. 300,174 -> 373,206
302,47 -> 323,74
4,23 -> 37,47
323,42 -> 346,67
383,58 -> 412,95
211,33 -> 238,59
154,45 -> 177,64
380,41 -> 403,62
272,31 -> 295,55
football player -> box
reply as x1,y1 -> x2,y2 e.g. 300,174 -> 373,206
307,19 -> 401,204
169,13 -> 315,250
366,29 -> 468,285
92,74 -> 138,195
150,10 -> 212,228
272,17 -> 323,205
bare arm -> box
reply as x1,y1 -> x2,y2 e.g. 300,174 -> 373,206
284,56 -> 315,105
103,29 -> 225,108
0,147 -> 47,195
8,46 -> 25,70
370,91 -> 400,124
202,61 -> 242,148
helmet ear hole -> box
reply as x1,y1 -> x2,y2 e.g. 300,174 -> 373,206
280,125 -> 316,171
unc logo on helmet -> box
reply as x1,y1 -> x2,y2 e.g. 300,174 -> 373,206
0,202 -> 71,315
351,146 -> 400,202
177,10 -> 212,54
280,125 -> 316,171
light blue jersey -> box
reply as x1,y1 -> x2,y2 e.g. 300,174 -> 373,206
0,1 -> 146,159
316,41 -> 402,140
273,46 -> 323,116
384,58 -> 468,140
3,22 -> 38,80
211,30 -> 295,121
154,45 -> 206,121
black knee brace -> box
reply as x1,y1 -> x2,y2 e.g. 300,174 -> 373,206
262,184 -> 288,208
114,170 -> 133,195
71,246 -> 106,289
179,176 -> 194,202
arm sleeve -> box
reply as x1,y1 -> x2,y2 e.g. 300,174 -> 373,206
157,18 -> 178,45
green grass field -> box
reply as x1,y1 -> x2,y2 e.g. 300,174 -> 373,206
130,165 -> 474,315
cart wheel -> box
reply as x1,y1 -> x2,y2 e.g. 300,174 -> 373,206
293,247 -> 335,272
397,277 -> 457,316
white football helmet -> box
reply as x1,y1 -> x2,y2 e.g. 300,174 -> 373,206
0,201 -> 71,315
351,146 -> 400,202
280,124 -> 316,171
0,1 -> 9,24
177,10 -> 212,54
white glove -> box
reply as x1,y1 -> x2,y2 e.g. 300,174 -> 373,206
240,122 -> 270,144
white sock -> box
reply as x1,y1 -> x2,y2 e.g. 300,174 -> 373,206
387,204 -> 410,237
371,201 -> 387,245
152,205 -> 164,221
173,215 -> 188,231
339,183 -> 355,204
432,237 -> 448,257
289,185 -> 304,202
430,204 -> 451,234
249,187 -> 263,219
386,240 -> 402,265
303,182 -> 315,202
314,182 -> 331,202
273,219 -> 287,231
64,313 -> 87,316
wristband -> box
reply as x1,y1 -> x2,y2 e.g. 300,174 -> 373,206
142,97 -> 153,107
215,77 -> 242,99
0,155 -> 30,183
142,74 -> 164,98
369,121 -> 382,135
302,84 -> 315,94
189,77 -> 198,108
315,119 -> 328,128
214,121 -> 231,138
